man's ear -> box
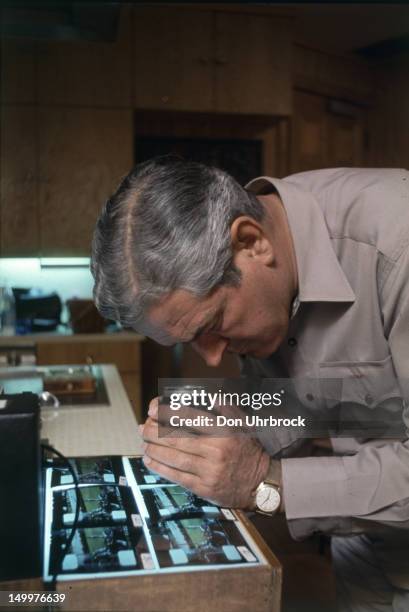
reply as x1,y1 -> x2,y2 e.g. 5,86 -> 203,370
230,216 -> 274,265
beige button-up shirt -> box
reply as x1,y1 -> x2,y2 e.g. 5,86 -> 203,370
244,168 -> 409,541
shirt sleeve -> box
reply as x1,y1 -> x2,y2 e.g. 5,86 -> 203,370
282,246 -> 409,540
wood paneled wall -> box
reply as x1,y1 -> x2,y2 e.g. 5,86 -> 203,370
366,53 -> 409,169
0,7 -> 134,257
293,44 -> 374,105
1,6 -> 408,258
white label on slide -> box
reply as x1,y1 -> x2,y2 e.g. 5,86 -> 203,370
141,552 -> 155,570
237,546 -> 257,562
131,514 -> 143,528
220,508 -> 235,520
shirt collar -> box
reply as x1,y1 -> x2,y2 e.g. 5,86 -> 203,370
245,176 -> 355,305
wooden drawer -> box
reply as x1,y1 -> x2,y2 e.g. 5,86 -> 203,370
36,339 -> 140,373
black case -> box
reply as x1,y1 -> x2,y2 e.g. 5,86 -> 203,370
0,392 -> 43,580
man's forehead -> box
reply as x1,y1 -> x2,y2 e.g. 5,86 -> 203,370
145,289 -> 214,343
146,286 -> 230,344
149,289 -> 202,322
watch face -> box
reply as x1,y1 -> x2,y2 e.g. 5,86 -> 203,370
256,485 -> 280,513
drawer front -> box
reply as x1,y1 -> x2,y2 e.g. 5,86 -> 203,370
36,340 -> 140,373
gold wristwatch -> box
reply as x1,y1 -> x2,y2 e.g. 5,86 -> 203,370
254,460 -> 282,516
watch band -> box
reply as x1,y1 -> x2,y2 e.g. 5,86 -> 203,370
264,458 -> 281,488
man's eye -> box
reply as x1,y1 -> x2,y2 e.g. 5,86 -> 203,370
197,324 -> 216,340
209,312 -> 223,334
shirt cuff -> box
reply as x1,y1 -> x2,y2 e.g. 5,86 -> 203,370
286,516 -> 354,540
282,455 -> 352,520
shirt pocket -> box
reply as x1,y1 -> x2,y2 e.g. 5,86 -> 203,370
319,355 -> 400,405
318,355 -> 404,438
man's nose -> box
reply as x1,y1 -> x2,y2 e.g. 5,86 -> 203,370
191,334 -> 229,367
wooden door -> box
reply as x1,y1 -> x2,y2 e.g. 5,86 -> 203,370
214,13 -> 292,116
38,108 -> 133,256
133,7 -> 214,112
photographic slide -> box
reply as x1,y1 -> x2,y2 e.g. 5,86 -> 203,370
151,517 -> 258,568
141,485 -> 223,524
52,484 -> 138,529
128,456 -> 170,486
48,524 -> 149,576
48,456 -> 125,488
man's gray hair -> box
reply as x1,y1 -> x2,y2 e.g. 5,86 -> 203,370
91,155 -> 265,331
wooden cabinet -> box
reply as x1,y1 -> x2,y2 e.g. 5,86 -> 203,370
38,108 -> 133,256
133,8 -> 214,113
0,39 -> 37,105
0,10 -> 131,107
36,8 -> 132,108
0,8 -> 133,257
0,106 -> 133,256
291,90 -> 366,174
214,12 -> 292,115
133,8 -> 292,116
36,336 -> 143,421
0,106 -> 39,255
1,6 -> 294,256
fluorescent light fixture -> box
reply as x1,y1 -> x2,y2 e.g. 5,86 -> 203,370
39,258 -> 90,269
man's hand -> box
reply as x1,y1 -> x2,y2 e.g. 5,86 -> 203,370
139,397 -> 271,509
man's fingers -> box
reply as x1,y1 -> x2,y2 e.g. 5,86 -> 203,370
141,416 -> 268,508
142,417 -> 213,457
157,403 -> 216,433
142,415 -> 254,460
143,455 -> 202,493
148,396 -> 159,418
153,403 -> 250,436
144,442 -> 208,477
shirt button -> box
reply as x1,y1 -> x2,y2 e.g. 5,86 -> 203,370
306,393 -> 314,401
288,337 -> 297,347
365,393 -> 374,405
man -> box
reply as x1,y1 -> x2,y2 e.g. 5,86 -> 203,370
91,156 -> 409,611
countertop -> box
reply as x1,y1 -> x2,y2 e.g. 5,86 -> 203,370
0,363 -> 144,456
40,364 -> 144,456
